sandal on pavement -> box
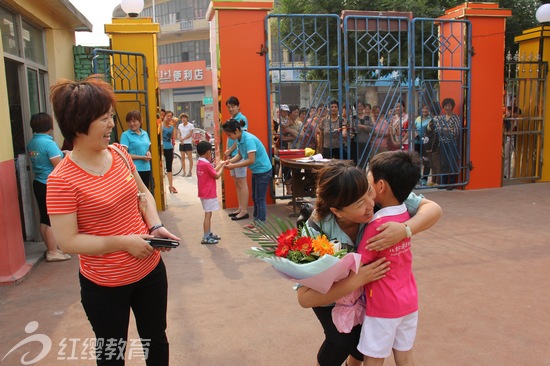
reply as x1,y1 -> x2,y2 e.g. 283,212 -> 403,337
46,251 -> 71,262
243,223 -> 257,230
201,237 -> 218,245
209,233 -> 221,240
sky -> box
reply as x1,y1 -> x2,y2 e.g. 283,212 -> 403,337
69,0 -> 122,46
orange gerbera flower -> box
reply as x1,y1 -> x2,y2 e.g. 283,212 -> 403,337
311,235 -> 334,256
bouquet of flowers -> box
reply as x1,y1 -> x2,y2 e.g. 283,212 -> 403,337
244,216 -> 363,294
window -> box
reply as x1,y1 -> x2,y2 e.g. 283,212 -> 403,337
159,40 -> 210,66
22,21 -> 45,65
0,6 -> 20,57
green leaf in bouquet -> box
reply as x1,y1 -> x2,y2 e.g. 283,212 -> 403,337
244,247 -> 276,259
333,249 -> 348,259
243,215 -> 297,249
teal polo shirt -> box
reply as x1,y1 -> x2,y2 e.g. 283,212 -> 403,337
26,133 -> 63,184
228,112 -> 248,157
120,129 -> 151,172
236,131 -> 272,174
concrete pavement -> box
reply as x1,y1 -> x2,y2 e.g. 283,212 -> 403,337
1,173 -> 549,365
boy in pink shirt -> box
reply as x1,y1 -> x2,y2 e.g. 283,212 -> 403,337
196,141 -> 226,244
357,151 -> 421,366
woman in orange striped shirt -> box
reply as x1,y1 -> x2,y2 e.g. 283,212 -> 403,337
47,76 -> 179,366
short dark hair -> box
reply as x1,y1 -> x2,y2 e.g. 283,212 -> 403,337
50,75 -> 116,144
30,112 -> 53,133
289,104 -> 300,113
179,113 -> 189,120
197,141 -> 212,155
222,119 -> 242,133
369,151 -> 421,204
125,110 -> 142,122
441,98 -> 455,109
226,96 -> 240,106
330,99 -> 339,107
314,160 -> 370,220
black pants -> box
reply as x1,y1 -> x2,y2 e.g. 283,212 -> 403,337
79,260 -> 169,365
323,147 -> 344,160
138,171 -> 151,190
414,143 -> 430,179
313,306 -> 363,366
163,149 -> 173,173
32,180 -> 50,225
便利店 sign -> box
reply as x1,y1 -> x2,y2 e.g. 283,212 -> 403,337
158,60 -> 212,89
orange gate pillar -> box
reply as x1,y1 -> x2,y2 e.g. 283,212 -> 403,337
208,0 -> 274,209
439,3 -> 511,189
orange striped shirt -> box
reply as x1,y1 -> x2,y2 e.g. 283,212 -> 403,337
47,144 -> 160,287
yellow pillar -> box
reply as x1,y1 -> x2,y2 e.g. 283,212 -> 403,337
105,18 -> 165,210
515,26 -> 550,182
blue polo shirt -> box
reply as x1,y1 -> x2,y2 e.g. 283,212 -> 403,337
162,125 -> 175,149
26,133 -> 63,184
120,128 -> 151,172
237,131 -> 272,174
228,112 -> 248,157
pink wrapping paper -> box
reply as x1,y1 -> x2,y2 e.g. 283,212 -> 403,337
332,288 -> 365,333
272,253 -> 363,294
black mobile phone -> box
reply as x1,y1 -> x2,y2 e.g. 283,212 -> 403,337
146,238 -> 180,248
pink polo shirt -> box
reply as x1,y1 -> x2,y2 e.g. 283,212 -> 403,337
357,204 -> 418,318
196,157 -> 217,199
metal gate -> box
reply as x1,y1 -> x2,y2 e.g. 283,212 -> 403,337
266,13 -> 471,199
503,52 -> 546,181
92,49 -> 152,139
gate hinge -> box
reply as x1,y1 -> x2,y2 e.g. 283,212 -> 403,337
469,47 -> 475,57
468,161 -> 474,171
257,44 -> 268,56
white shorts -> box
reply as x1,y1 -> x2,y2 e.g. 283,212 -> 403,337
230,159 -> 247,178
200,198 -> 220,212
357,311 -> 418,358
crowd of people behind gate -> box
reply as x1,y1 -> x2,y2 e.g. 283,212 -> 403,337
271,97 -> 463,188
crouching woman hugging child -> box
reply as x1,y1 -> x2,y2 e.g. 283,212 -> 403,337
296,159 -> 441,366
